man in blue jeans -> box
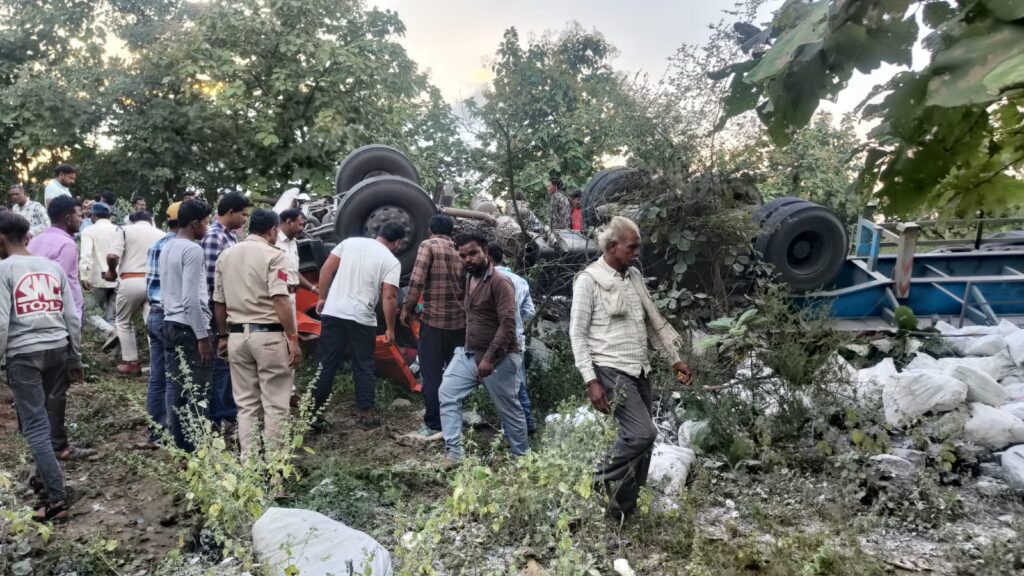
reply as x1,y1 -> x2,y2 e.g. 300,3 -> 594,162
486,243 -> 537,434
201,192 -> 251,433
140,202 -> 180,448
0,211 -> 82,522
161,200 -> 214,452
439,233 -> 528,468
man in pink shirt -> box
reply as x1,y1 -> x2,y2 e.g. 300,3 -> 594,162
28,196 -> 83,319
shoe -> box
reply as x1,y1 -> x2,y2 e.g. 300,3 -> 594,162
289,394 -> 300,409
413,426 -> 443,441
441,456 -> 460,471
116,361 -> 142,376
356,409 -> 381,431
102,332 -> 120,352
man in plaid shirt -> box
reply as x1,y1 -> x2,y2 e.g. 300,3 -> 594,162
201,192 -> 251,431
400,214 -> 465,440
141,202 -> 180,447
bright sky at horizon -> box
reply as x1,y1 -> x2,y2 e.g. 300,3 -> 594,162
371,0 -> 922,129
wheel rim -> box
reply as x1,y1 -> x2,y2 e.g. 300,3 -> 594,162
363,204 -> 414,249
786,230 -> 828,276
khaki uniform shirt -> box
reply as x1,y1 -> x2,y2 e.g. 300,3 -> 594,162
212,235 -> 290,325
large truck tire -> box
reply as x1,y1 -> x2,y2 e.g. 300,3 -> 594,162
333,176 -> 437,279
755,201 -> 847,292
335,144 -> 420,196
581,167 -> 644,228
753,196 -> 808,226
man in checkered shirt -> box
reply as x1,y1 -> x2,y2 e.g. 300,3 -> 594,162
201,192 -> 251,432
401,214 -> 466,441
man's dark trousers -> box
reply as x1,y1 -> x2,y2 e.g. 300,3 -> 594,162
163,321 -> 210,452
593,365 -> 656,515
7,347 -> 69,503
313,315 -> 377,413
418,323 -> 464,432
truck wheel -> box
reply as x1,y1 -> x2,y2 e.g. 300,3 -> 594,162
334,176 -> 437,280
753,196 -> 808,226
335,144 -> 420,195
755,202 -> 847,292
582,168 -> 643,228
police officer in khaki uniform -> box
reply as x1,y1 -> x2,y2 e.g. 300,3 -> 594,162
213,209 -> 301,458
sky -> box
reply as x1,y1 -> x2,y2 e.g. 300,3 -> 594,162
370,0 -> 914,120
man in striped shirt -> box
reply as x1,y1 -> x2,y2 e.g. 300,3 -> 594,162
569,216 -> 691,520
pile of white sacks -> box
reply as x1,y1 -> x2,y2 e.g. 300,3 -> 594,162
854,319 -> 1024,490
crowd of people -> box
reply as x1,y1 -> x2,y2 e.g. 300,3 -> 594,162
1,164 -> 689,525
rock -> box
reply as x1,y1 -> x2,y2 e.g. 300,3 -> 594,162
979,462 -> 1006,480
890,448 -> 927,467
1001,444 -> 1024,490
883,371 -> 968,426
975,477 -> 1010,498
390,398 -> 413,409
870,454 -> 917,478
613,559 -> 636,576
252,507 -> 393,576
949,365 -> 1008,406
521,559 -> 548,576
964,403 -> 1024,449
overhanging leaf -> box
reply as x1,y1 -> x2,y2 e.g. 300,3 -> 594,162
926,19 -> 1024,107
745,1 -> 830,84
981,0 -> 1024,22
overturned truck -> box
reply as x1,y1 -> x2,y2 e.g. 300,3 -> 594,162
289,145 -> 849,388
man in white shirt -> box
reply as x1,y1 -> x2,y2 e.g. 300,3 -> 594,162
44,165 -> 76,207
569,216 -> 692,520
106,211 -> 168,375
79,202 -> 118,323
313,223 -> 403,430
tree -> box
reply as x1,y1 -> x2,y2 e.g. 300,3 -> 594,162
465,24 -> 625,213
750,112 -> 864,223
1,0 -> 465,208
717,0 -> 1024,217
0,0 -> 111,195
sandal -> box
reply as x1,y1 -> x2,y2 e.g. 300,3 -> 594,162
57,446 -> 96,461
32,487 -> 77,524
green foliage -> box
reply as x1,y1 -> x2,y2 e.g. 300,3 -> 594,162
465,24 -> 626,210
0,0 -> 467,205
163,354 -> 322,566
395,411 -> 617,574
749,113 -> 865,223
718,0 -> 1024,217
0,472 -> 52,576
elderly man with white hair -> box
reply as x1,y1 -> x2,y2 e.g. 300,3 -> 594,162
569,215 -> 692,520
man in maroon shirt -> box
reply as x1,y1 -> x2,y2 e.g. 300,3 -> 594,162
438,233 -> 527,468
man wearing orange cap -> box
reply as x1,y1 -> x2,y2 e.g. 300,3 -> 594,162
138,202 -> 180,447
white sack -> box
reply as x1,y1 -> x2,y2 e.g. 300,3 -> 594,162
963,334 -> 1008,357
855,357 -> 898,402
936,353 -> 1015,382
1005,329 -> 1024,367
1001,444 -> 1024,490
252,507 -> 393,576
648,444 -> 695,496
883,371 -> 968,426
906,353 -> 938,372
1001,401 -> 1024,421
1002,384 -> 1024,402
949,365 -> 1008,406
964,403 -> 1024,450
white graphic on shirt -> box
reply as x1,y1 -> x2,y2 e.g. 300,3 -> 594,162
14,272 -> 63,316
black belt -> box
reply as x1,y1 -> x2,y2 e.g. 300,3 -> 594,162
229,323 -> 283,333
